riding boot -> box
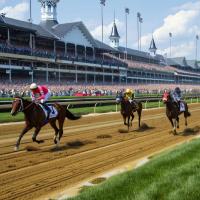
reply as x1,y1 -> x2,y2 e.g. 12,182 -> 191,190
131,100 -> 137,111
42,103 -> 51,120
176,101 -> 180,112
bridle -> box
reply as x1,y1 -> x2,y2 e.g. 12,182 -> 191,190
13,98 -> 34,113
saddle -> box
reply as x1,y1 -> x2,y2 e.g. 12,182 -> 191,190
174,101 -> 185,112
39,104 -> 58,120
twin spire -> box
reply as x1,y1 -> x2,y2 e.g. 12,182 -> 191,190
109,11 -> 120,48
38,1 -> 157,53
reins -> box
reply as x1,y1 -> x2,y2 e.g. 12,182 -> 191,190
15,98 -> 34,112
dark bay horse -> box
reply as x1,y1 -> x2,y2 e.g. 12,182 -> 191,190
162,92 -> 191,134
116,94 -> 142,131
11,97 -> 81,150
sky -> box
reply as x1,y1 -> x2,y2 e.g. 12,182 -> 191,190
0,0 -> 200,59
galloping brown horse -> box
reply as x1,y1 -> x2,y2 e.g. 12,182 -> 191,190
116,94 -> 142,131
162,92 -> 191,134
11,97 -> 81,150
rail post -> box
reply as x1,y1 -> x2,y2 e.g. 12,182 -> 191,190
67,104 -> 70,109
115,103 -> 118,112
94,103 -> 98,113
190,98 -> 192,104
158,100 -> 161,108
145,101 -> 148,109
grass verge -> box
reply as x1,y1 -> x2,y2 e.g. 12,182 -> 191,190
68,138 -> 200,200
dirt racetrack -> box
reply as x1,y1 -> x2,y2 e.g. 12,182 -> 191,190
1,104 -> 200,200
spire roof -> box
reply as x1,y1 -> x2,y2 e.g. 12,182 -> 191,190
110,22 -> 120,38
149,37 -> 157,52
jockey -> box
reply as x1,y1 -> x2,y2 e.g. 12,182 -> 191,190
124,88 -> 135,103
171,87 -> 182,110
30,83 -> 51,119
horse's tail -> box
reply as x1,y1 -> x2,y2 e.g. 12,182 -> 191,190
66,109 -> 81,120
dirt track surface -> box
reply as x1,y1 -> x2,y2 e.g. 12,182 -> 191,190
1,104 -> 200,200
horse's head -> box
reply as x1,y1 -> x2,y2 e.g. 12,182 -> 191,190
162,92 -> 171,103
11,97 -> 24,116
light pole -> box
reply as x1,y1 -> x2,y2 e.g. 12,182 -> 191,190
169,32 -> 172,57
100,0 -> 106,43
137,12 -> 140,51
195,34 -> 199,61
28,0 -> 32,23
139,16 -> 143,51
125,8 -> 129,60
137,12 -> 143,51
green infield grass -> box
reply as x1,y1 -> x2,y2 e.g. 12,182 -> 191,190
68,137 -> 200,200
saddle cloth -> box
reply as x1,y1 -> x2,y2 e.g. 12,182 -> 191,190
39,104 -> 58,119
180,102 -> 185,112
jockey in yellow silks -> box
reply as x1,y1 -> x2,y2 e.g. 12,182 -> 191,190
124,88 -> 135,103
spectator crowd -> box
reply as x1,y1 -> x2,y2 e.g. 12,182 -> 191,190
0,79 -> 200,98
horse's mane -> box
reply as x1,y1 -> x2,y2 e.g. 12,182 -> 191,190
14,96 -> 32,103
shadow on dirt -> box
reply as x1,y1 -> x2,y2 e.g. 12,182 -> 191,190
135,123 -> 155,133
181,126 -> 200,136
118,123 -> 154,133
50,140 -> 96,152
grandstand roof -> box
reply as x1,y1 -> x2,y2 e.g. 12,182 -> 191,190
118,46 -> 151,59
187,60 -> 199,69
167,57 -> 187,67
40,20 -> 59,29
0,16 -> 57,39
95,39 -> 117,52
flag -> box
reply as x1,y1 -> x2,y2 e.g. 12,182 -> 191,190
169,32 -> 172,37
137,12 -> 141,18
196,35 -> 199,40
139,17 -> 143,23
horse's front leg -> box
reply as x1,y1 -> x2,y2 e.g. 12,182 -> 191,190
123,115 -> 127,125
127,116 -> 130,132
131,113 -> 134,127
32,127 -> 44,144
15,125 -> 33,151
177,117 -> 179,129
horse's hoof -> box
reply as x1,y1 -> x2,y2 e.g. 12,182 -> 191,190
38,140 -> 44,144
14,146 -> 19,151
177,125 -> 179,129
173,131 -> 177,135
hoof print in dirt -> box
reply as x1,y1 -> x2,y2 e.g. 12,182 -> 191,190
97,134 -> 112,139
25,146 -> 40,151
118,129 -> 129,133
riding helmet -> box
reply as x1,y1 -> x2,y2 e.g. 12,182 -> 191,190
30,83 -> 38,90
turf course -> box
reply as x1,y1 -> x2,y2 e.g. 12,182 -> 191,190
68,138 -> 200,200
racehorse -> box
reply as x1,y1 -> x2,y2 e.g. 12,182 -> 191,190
116,94 -> 142,131
11,97 -> 81,150
162,91 -> 191,135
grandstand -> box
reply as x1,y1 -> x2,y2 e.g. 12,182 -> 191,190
0,0 -> 200,88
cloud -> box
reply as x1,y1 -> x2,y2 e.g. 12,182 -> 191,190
0,1 -> 29,21
157,41 -> 195,58
139,1 -> 200,59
